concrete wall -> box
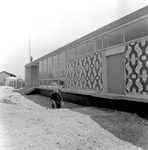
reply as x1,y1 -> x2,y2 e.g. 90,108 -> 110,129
31,66 -> 38,86
65,51 -> 103,91
25,66 -> 38,86
125,39 -> 148,94
25,67 -> 31,86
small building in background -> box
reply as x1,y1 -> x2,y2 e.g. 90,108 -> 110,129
0,71 -> 25,89
0,71 -> 16,86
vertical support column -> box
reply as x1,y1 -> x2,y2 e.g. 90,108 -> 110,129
31,66 -> 38,86
37,63 -> 39,86
25,66 -> 31,86
102,50 -> 108,93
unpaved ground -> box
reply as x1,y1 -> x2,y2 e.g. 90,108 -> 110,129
0,86 -> 147,150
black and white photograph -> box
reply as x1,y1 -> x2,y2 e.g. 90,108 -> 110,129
0,0 -> 148,149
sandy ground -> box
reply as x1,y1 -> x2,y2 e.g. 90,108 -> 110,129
0,86 -> 145,150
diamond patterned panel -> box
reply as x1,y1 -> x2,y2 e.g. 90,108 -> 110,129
65,52 -> 103,91
125,39 -> 148,94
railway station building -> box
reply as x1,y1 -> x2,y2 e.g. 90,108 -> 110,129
25,6 -> 148,103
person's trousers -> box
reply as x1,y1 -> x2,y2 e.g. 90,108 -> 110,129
55,101 -> 61,109
52,100 -> 61,109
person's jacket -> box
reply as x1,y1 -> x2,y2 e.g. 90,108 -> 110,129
50,91 -> 63,103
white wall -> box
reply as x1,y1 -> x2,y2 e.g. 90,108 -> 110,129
31,66 -> 38,86
25,66 -> 31,86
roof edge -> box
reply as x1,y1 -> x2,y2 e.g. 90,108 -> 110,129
0,71 -> 16,77
25,6 -> 148,67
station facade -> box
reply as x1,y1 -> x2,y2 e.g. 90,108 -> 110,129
25,6 -> 148,101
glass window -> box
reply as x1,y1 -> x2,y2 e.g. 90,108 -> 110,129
95,37 -> 102,50
67,48 -> 75,59
59,52 -> 66,78
48,80 -> 52,88
87,40 -> 94,53
125,18 -> 148,42
76,43 -> 86,56
43,80 -> 48,87
43,59 -> 48,79
52,80 -> 58,88
53,55 -> 58,78
48,57 -> 52,79
39,61 -> 43,79
103,28 -> 123,48
39,80 -> 42,86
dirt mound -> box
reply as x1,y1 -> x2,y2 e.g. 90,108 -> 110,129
0,87 -> 145,150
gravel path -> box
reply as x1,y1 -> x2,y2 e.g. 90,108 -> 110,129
0,86 -> 145,150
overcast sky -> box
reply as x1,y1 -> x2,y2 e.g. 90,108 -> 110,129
0,0 -> 148,79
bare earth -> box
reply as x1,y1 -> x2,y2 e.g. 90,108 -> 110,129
0,86 -> 147,150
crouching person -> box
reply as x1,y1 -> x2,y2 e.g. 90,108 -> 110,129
50,89 -> 64,109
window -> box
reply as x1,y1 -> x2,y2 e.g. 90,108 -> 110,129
95,37 -> 102,50
52,80 -> 58,87
43,59 -> 48,79
48,57 -> 52,79
59,52 -> 66,78
48,80 -> 52,87
39,61 -> 43,79
103,28 -> 123,48
87,40 -> 94,53
125,18 -> 148,42
43,80 -> 48,87
53,55 -> 58,78
67,48 -> 75,59
76,43 -> 86,56
39,80 -> 42,86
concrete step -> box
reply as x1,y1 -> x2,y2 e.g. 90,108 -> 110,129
18,86 -> 36,95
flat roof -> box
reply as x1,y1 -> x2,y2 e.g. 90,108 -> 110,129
25,6 -> 148,67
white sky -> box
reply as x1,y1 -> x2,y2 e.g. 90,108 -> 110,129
0,0 -> 148,79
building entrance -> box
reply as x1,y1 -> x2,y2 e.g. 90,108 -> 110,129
107,53 -> 125,94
